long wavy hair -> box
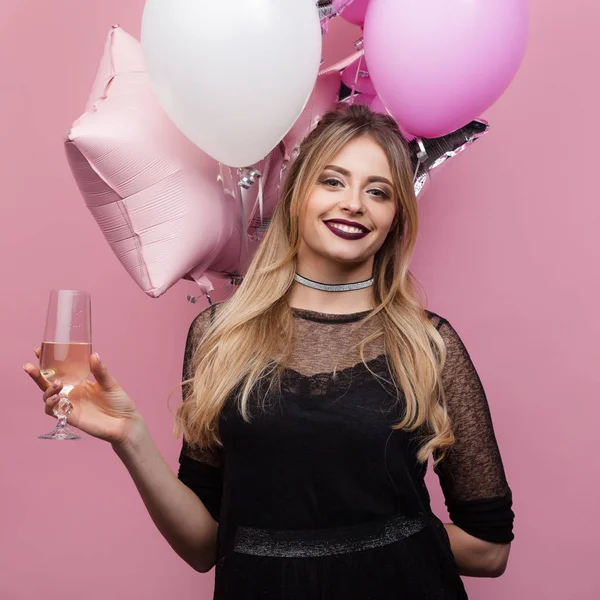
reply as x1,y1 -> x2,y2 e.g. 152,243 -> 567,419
175,103 -> 455,468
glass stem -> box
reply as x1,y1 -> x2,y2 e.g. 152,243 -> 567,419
54,391 -> 73,428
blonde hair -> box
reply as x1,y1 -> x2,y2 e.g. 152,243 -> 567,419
175,104 -> 455,468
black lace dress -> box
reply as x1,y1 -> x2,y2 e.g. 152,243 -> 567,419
177,302 -> 515,599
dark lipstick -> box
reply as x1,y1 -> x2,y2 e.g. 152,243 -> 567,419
323,219 -> 371,240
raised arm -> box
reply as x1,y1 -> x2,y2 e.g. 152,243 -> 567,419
112,305 -> 220,573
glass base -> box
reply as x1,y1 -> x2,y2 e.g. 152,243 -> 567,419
38,424 -> 82,440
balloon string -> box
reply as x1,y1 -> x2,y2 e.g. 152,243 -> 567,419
413,138 -> 428,186
241,184 -> 248,256
319,49 -> 364,76
413,160 -> 422,186
236,168 -> 249,255
349,53 -> 363,105
218,162 -> 236,198
258,149 -> 275,226
278,160 -> 287,201
258,173 -> 264,225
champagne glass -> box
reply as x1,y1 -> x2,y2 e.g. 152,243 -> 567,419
38,290 -> 92,440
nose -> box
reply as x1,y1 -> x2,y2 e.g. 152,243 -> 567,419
338,183 -> 364,214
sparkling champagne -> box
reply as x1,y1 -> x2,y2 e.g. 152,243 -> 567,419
40,341 -> 92,389
38,289 -> 92,441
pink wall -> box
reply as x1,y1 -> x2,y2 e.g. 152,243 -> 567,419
1,1 -> 597,599
1,1 -> 218,598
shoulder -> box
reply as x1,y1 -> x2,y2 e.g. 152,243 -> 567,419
424,309 -> 451,332
185,301 -> 228,348
424,309 -> 466,352
189,301 -> 226,331
183,302 -> 227,370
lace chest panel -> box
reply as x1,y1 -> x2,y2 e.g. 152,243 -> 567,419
223,309 -> 412,443
276,307 -> 396,398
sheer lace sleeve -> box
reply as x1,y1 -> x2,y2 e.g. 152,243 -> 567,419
431,315 -> 515,543
177,303 -> 223,522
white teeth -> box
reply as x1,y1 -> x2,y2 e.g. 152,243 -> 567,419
329,223 -> 365,234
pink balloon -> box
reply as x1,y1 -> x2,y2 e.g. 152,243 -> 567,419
65,27 -> 276,298
369,96 -> 415,141
341,55 -> 376,97
334,0 -> 371,27
364,0 -> 529,138
368,95 -> 387,114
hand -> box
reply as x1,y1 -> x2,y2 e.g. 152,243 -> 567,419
24,348 -> 145,446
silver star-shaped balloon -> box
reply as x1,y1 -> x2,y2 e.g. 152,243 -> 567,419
409,120 -> 489,196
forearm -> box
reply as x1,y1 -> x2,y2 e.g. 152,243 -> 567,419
112,421 -> 218,573
443,523 -> 511,578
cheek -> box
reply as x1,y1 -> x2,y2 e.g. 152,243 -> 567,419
373,204 -> 397,235
302,190 -> 330,229
298,200 -> 320,243
301,199 -> 318,230
305,187 -> 329,214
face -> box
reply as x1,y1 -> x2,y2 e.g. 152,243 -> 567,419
298,136 -> 397,275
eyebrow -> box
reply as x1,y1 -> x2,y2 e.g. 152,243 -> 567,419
323,164 -> 393,187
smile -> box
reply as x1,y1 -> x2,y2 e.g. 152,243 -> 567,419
324,221 -> 370,240
331,223 -> 363,233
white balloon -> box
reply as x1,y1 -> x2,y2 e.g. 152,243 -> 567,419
141,0 -> 322,167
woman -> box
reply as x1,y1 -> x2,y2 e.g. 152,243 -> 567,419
25,105 -> 514,599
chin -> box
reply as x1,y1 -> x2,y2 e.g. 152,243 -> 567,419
320,249 -> 372,265
323,241 -> 372,257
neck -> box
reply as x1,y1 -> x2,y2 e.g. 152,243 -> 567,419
289,261 -> 374,314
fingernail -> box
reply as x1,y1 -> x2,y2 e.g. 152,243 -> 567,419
48,394 -> 58,403
53,380 -> 60,388
95,352 -> 101,363
23,364 -> 30,372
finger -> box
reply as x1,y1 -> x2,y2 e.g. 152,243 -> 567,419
23,362 -> 51,392
44,394 -> 60,417
34,346 -> 40,359
43,381 -> 63,401
90,353 -> 120,393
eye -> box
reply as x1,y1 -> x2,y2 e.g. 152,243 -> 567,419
320,178 -> 344,188
368,188 -> 391,199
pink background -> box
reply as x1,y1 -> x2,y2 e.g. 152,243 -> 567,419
1,1 -> 597,598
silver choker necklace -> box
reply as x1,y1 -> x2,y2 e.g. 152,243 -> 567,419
294,273 -> 374,292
